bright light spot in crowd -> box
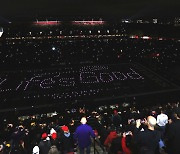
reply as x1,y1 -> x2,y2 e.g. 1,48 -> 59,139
142,36 -> 151,40
52,47 -> 56,51
130,35 -> 139,39
0,27 -> 3,37
124,20 -> 130,23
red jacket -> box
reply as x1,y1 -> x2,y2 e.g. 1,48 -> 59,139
121,137 -> 131,154
104,131 -> 117,147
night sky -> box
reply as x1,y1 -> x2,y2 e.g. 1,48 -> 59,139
0,0 -> 180,19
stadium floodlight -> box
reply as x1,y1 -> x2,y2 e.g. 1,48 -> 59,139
0,27 -> 3,37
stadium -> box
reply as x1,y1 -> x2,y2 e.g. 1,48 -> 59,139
0,1 -> 180,153
0,20 -> 180,112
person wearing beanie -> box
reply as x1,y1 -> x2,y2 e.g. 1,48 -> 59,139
60,125 -> 74,154
50,132 -> 60,151
41,133 -> 48,140
51,133 -> 57,140
74,117 -> 95,154
38,133 -> 51,154
61,126 -> 69,132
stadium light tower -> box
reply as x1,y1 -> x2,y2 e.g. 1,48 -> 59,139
0,27 -> 3,37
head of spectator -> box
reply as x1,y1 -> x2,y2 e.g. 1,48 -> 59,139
113,109 -> 118,115
5,143 -> 11,153
174,107 -> 180,120
80,117 -> 87,125
136,116 -> 156,130
41,133 -> 48,140
109,125 -> 116,131
128,118 -> 136,125
170,113 -> 178,123
61,125 -> 69,133
51,132 -> 57,140
151,110 -> 156,116
160,109 -> 165,114
147,116 -> 157,130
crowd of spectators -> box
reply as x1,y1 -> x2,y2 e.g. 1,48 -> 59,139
0,101 -> 179,154
0,36 -> 179,76
0,22 -> 179,72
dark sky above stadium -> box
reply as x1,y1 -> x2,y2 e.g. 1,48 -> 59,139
1,0 -> 180,20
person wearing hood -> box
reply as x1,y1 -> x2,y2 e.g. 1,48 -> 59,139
60,126 -> 74,154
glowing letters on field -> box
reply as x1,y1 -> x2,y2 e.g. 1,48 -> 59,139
0,66 -> 144,94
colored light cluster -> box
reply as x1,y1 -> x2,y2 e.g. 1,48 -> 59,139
72,21 -> 105,26
33,21 -> 61,26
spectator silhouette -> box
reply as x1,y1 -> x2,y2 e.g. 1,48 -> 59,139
166,107 -> 180,154
38,133 -> 51,154
60,125 -> 74,154
74,117 -> 95,154
134,116 -> 161,154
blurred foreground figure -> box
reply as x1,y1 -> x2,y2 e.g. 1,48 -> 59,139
134,116 -> 161,154
165,108 -> 180,154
